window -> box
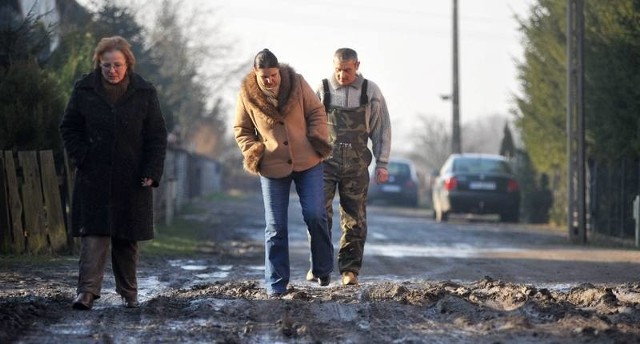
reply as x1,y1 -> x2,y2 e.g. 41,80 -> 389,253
453,158 -> 511,174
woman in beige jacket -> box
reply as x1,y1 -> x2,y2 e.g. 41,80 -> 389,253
234,49 -> 334,297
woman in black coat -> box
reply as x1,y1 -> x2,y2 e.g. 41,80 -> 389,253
59,36 -> 167,310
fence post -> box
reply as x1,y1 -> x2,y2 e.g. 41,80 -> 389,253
62,150 -> 77,251
40,151 -> 67,251
165,179 -> 176,226
19,151 -> 46,253
3,151 -> 24,253
0,154 -> 11,252
634,195 -> 640,248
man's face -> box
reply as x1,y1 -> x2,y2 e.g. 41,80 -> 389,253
333,58 -> 360,86
254,67 -> 281,89
100,50 -> 128,84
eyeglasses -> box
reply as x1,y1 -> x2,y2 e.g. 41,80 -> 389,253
100,62 -> 126,70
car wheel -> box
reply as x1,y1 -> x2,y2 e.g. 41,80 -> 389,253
500,208 -> 519,223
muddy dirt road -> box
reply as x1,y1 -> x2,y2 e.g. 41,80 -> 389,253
2,192 -> 640,343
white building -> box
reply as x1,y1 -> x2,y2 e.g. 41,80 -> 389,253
18,0 -> 61,53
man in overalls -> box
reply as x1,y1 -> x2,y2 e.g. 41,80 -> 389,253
312,48 -> 392,286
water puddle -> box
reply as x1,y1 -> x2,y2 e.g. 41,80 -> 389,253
365,243 -> 519,258
168,259 -> 209,271
370,232 -> 389,240
537,283 -> 578,292
195,271 -> 230,279
138,275 -> 168,299
194,265 -> 234,279
181,265 -> 208,271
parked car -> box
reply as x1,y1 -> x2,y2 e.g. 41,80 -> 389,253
368,158 -> 420,207
431,153 -> 520,222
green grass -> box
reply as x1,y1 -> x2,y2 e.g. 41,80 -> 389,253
203,189 -> 251,202
141,191 -> 246,257
0,254 -> 74,264
1,191 -> 252,258
141,217 -> 209,257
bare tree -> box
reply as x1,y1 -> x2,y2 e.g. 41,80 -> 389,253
461,114 -> 510,155
143,0 -> 245,157
409,113 -> 513,171
408,114 -> 452,174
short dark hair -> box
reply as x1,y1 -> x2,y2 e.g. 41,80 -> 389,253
253,49 -> 279,69
334,48 -> 358,62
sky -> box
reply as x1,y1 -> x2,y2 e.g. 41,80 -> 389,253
210,0 -> 534,152
77,0 -> 534,154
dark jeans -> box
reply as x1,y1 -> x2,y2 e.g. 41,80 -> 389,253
260,163 -> 334,295
76,236 -> 138,299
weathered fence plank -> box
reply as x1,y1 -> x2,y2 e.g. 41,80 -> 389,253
2,147 -> 223,254
4,151 -> 24,253
40,151 -> 66,251
0,154 -> 11,251
19,151 -> 46,253
63,150 -> 74,246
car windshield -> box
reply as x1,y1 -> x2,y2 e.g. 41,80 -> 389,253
388,162 -> 411,177
452,158 -> 511,174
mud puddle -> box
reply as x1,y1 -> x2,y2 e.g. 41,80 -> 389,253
3,193 -> 640,343
3,270 -> 640,343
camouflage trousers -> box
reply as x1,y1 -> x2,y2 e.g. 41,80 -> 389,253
323,144 -> 372,275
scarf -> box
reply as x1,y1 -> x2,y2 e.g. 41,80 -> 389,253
257,76 -> 280,108
101,73 -> 130,105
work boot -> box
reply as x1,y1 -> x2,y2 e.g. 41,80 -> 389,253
318,275 -> 331,286
341,272 -> 358,286
306,270 -> 315,282
72,292 -> 95,310
122,295 -> 139,308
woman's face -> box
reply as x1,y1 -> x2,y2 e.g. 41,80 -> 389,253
100,50 -> 128,84
254,67 -> 280,89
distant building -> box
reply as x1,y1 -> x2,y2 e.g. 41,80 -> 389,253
19,0 -> 61,53
0,0 -> 90,64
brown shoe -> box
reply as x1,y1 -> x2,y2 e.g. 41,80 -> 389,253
341,272 -> 358,286
305,270 -> 315,282
123,296 -> 139,308
72,292 -> 94,310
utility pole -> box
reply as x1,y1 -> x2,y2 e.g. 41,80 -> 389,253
567,0 -> 586,243
451,0 -> 461,154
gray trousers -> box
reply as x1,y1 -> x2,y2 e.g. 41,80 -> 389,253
77,236 -> 138,299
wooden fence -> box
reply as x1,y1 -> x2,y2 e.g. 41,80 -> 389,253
0,151 -> 67,254
1,148 -> 222,254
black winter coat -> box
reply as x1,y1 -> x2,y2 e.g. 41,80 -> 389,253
59,70 -> 167,241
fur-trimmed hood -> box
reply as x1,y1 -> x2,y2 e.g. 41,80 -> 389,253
239,64 -> 300,126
